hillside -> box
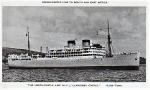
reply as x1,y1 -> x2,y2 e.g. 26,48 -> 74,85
2,47 -> 45,58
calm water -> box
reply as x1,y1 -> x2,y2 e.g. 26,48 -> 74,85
2,65 -> 146,82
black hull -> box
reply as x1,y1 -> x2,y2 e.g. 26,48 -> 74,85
9,66 -> 139,70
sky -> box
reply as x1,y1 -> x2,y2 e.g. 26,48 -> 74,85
2,6 -> 146,57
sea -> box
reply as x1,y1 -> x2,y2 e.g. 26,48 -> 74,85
2,64 -> 146,82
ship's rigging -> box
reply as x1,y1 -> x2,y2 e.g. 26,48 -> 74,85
106,20 -> 113,57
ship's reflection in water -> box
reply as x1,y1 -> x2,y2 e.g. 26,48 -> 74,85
2,64 -> 146,82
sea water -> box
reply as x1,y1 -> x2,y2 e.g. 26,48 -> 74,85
2,64 -> 146,82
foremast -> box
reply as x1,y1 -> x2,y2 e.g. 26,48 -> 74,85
106,20 -> 113,57
26,26 -> 30,55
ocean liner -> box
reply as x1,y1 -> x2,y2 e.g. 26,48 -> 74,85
8,21 -> 140,69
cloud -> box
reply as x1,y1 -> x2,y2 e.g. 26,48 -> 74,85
74,8 -> 88,18
2,7 -> 146,57
138,7 -> 146,14
132,34 -> 142,38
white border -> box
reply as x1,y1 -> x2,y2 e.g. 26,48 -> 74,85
0,0 -> 149,89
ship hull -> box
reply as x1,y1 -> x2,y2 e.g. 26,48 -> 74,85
9,65 -> 139,70
8,53 -> 140,70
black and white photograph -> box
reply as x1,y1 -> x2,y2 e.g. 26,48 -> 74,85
2,6 -> 146,83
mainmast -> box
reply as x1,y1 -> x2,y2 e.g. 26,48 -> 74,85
106,20 -> 113,57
